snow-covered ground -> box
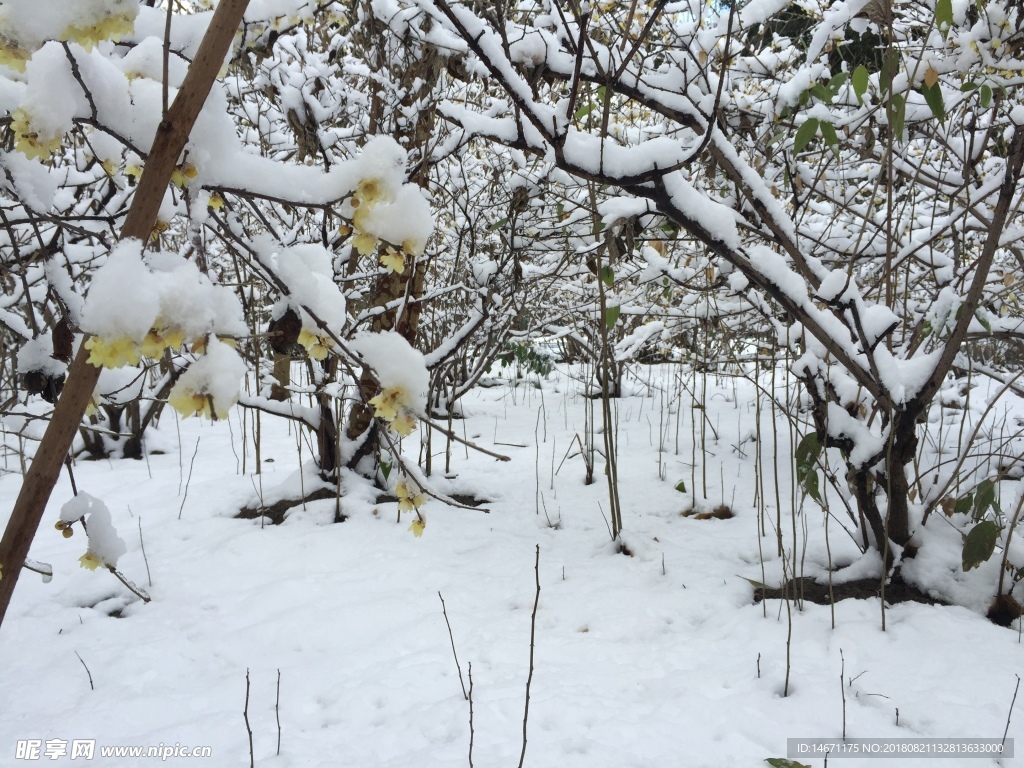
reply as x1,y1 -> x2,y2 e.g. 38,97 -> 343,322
0,364 -> 1021,767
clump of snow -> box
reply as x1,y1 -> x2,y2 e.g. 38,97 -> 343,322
59,491 -> 126,568
349,331 -> 429,415
274,243 -> 347,333
80,239 -> 159,342
16,333 -> 64,377
168,339 -> 247,420
147,251 -> 246,340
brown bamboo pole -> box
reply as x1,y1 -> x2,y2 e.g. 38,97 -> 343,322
0,0 -> 251,630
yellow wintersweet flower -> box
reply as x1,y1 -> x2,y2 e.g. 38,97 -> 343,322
298,329 -> 330,360
141,326 -> 185,358
0,36 -> 33,72
401,238 -> 424,257
79,552 -> 103,570
391,410 -> 417,437
396,481 -> 426,512
408,517 -> 426,537
207,193 -> 224,210
125,164 -> 143,182
61,13 -> 135,51
368,386 -> 408,422
168,383 -> 229,420
10,109 -> 63,161
85,335 -> 141,369
354,178 -> 385,207
380,248 -> 406,275
170,162 -> 198,188
352,231 -> 379,256
191,335 -> 236,355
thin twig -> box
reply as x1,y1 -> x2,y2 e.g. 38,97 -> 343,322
439,592 -> 468,700
518,545 -> 540,768
467,662 -> 475,768
244,668 -> 254,768
138,516 -> 152,588
178,437 -> 200,520
276,668 -> 282,757
75,651 -> 94,690
106,566 -> 151,603
1003,674 -> 1020,750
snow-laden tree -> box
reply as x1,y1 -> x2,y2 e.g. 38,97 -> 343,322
395,0 -> 1024,564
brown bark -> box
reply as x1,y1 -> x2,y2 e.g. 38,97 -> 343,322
0,0 -> 252,631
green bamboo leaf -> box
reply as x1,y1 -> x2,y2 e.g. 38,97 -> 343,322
891,94 -> 906,141
574,102 -> 595,120
935,0 -> 953,31
973,478 -> 999,520
960,81 -> 980,92
981,84 -> 992,108
605,304 -> 621,328
820,121 -> 839,152
962,520 -> 999,571
827,72 -> 848,96
795,433 -> 823,504
852,65 -> 869,103
794,118 -> 819,153
601,265 -> 614,286
922,82 -> 945,122
765,759 -> 811,768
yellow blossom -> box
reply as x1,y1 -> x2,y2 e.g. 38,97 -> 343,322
125,164 -> 143,181
170,162 -> 198,188
10,108 -> 63,161
0,36 -> 33,72
353,205 -> 373,232
141,326 -> 185,358
191,335 -> 236,354
354,178 -> 385,207
61,13 -> 135,51
369,387 -> 409,422
391,410 -> 417,437
408,517 -> 426,537
401,238 -> 424,257
79,552 -> 103,570
396,481 -> 426,512
337,223 -> 351,237
150,219 -> 169,242
380,248 -> 406,275
353,231 -> 379,255
85,335 -> 141,369
168,383 -> 229,420
298,329 -> 331,360
207,193 -> 224,210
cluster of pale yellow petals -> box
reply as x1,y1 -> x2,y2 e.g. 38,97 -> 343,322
396,480 -> 427,537
78,552 -> 104,570
368,386 -> 418,437
85,324 -> 188,369
10,109 -> 63,161
349,178 -> 385,255
61,13 -> 135,51
298,328 -> 331,360
168,386 -> 229,420
0,34 -> 33,72
380,247 -> 406,275
170,162 -> 198,189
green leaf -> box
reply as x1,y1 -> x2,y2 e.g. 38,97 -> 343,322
487,217 -> 509,231
810,83 -> 832,104
973,478 -> 999,520
935,0 -> 953,30
954,492 -> 974,515
922,82 -> 945,122
765,760 -> 811,768
879,50 -> 899,95
574,101 -> 595,120
795,433 -> 823,504
852,65 -> 870,103
794,118 -> 819,153
891,93 -> 906,142
820,121 -> 839,153
380,458 -> 393,482
976,310 -> 993,335
601,265 -> 614,287
605,305 -> 621,328
980,84 -> 992,108
675,480 -> 687,493
960,81 -> 980,92
962,520 -> 1000,571
827,72 -> 848,96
